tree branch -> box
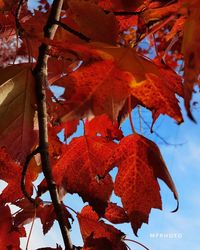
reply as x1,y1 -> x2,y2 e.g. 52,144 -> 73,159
33,0 -> 73,249
104,10 -> 142,16
55,20 -> 91,42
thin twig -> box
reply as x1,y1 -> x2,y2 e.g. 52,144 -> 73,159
21,147 -> 40,205
140,115 -> 185,146
137,105 -> 143,133
124,238 -> 149,250
137,15 -> 176,45
26,209 -> 36,250
33,0 -> 73,249
104,10 -> 143,16
43,200 -> 77,215
55,20 -> 91,42
13,0 -> 25,64
15,0 -> 26,36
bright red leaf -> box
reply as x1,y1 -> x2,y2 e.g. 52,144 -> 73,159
53,136 -> 117,214
78,206 -> 127,250
54,59 -> 131,122
114,134 -> 178,234
0,205 -> 25,249
85,114 -> 123,141
0,148 -> 34,204
104,202 -> 129,224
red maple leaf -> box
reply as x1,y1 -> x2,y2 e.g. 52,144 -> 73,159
53,136 -> 117,214
85,114 -> 123,141
14,199 -> 72,235
0,148 -> 34,204
104,202 -> 129,224
114,134 -> 178,234
0,205 -> 25,249
51,59 -> 131,122
78,206 -> 127,250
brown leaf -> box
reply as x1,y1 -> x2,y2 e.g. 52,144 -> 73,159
0,64 -> 38,163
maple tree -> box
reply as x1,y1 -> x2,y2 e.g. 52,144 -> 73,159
0,0 -> 199,249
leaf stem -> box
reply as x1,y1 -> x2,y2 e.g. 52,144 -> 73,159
128,96 -> 136,134
64,205 -> 78,215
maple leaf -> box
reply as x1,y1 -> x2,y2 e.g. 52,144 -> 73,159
53,136 -> 117,214
48,128 -> 66,164
54,59 -> 131,122
47,56 -> 79,85
68,0 -> 118,44
181,1 -> 200,120
97,0 -> 141,32
93,43 -> 159,82
37,204 -> 72,235
114,134 -> 178,234
14,198 -> 38,227
83,235 -> 113,250
92,43 -> 183,125
14,199 -> 72,235
0,12 -> 15,42
0,148 -> 34,204
20,10 -> 48,59
78,206 -> 127,250
130,71 -> 183,126
0,205 -> 25,249
0,64 -> 38,163
49,119 -> 79,142
104,202 -> 129,224
85,114 -> 123,141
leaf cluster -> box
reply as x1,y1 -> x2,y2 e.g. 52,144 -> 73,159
0,0 -> 199,249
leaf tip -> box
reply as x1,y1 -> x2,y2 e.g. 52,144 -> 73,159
171,199 -> 179,213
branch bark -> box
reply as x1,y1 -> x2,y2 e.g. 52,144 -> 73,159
33,0 -> 73,249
